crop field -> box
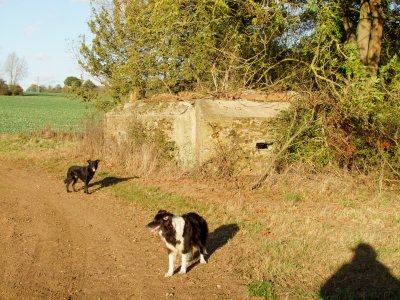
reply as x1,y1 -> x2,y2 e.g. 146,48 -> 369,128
0,93 -> 89,134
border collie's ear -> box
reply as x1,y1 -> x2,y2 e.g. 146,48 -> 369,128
163,215 -> 171,221
96,159 -> 100,163
87,160 -> 92,164
157,209 -> 166,214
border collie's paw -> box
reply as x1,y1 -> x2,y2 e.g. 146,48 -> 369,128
179,268 -> 187,274
164,271 -> 173,277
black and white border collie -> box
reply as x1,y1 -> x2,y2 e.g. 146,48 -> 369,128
147,210 -> 209,277
64,159 -> 100,194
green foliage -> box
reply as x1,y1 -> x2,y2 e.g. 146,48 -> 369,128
248,280 -> 278,300
26,84 -> 40,93
82,79 -> 96,90
283,192 -> 302,204
268,0 -> 400,178
0,79 -> 11,95
64,76 -> 82,89
9,85 -> 23,95
0,80 -> 23,95
278,63 -> 400,176
27,84 -> 63,93
79,0 -> 296,97
78,0 -> 400,178
75,82 -> 98,103
0,93 -> 88,134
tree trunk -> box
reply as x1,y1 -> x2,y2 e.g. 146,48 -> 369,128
357,1 -> 372,66
343,12 -> 356,43
367,0 -> 383,74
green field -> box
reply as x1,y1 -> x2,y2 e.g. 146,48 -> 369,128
0,93 -> 89,134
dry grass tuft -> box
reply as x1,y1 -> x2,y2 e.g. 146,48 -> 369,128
78,119 -> 179,178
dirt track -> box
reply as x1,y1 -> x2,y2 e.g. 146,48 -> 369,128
0,160 -> 247,299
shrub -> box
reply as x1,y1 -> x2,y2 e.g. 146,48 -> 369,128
79,117 -> 178,177
0,79 -> 10,95
248,280 -> 278,300
277,73 -> 400,180
10,85 -> 23,95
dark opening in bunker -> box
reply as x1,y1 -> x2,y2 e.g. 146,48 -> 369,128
256,142 -> 271,149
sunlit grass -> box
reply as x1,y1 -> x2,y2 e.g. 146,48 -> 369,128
0,93 -> 88,133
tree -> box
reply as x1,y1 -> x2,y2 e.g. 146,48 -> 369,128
293,0 -> 400,75
270,0 -> 400,177
341,0 -> 389,74
10,84 -> 23,95
82,79 -> 96,90
27,84 -> 40,92
53,84 -> 63,93
79,0 -> 293,97
0,78 -> 10,95
64,76 -> 82,88
4,52 -> 28,87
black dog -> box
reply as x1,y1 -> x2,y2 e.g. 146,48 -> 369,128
64,160 -> 100,194
147,210 -> 208,277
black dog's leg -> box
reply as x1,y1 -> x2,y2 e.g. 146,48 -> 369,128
84,180 -> 90,194
65,178 -> 72,193
72,177 -> 78,192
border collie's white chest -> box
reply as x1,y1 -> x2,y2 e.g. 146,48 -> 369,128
160,216 -> 185,253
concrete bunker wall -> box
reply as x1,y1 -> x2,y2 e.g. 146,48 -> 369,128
104,99 -> 290,173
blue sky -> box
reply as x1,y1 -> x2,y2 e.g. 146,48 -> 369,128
0,0 -> 94,89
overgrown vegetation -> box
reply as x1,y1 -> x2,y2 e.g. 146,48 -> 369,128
79,0 -> 303,96
79,0 -> 400,179
0,78 -> 23,95
272,0 -> 400,184
79,117 -> 178,177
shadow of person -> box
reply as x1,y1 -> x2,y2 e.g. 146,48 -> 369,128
88,176 -> 137,192
320,243 -> 400,300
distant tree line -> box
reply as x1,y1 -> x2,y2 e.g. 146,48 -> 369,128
24,77 -> 97,94
26,84 -> 63,93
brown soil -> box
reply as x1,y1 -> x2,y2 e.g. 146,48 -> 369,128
0,159 -> 248,300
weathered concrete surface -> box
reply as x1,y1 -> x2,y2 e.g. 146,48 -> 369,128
104,98 -> 291,174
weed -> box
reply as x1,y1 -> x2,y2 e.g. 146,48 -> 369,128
392,215 -> 400,225
339,198 -> 355,209
283,192 -> 302,204
248,280 -> 278,300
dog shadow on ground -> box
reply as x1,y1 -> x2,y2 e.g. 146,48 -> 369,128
320,243 -> 400,299
186,223 -> 239,273
86,176 -> 138,193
